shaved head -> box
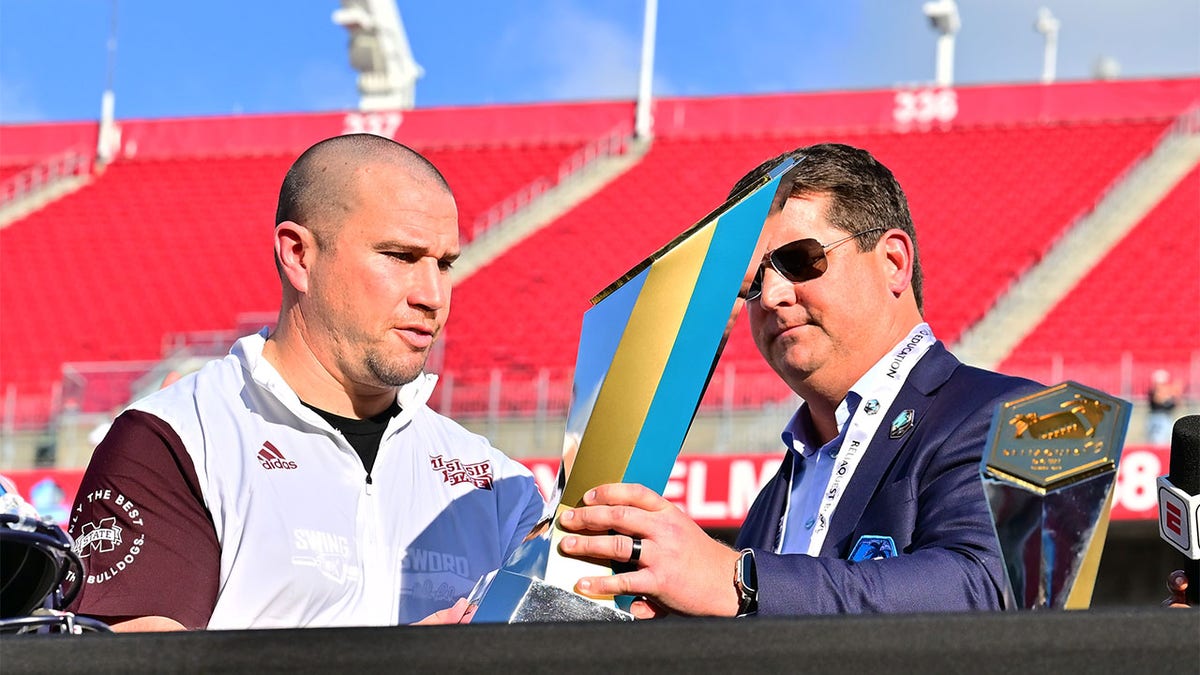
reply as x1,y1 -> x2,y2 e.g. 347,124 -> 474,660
275,134 -> 453,250
266,132 -> 461,415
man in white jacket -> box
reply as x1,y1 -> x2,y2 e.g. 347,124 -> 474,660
67,134 -> 544,631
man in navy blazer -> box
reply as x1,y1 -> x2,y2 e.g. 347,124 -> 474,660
558,143 -> 1041,617
734,340 -> 1039,614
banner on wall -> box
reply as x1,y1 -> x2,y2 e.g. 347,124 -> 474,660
2,446 -> 1168,531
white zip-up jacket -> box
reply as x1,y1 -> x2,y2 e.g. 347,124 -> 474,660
68,332 -> 545,628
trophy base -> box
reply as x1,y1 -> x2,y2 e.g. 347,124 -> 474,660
983,470 -> 1115,609
468,570 -> 634,623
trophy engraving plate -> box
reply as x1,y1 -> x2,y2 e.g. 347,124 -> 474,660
985,382 -> 1125,491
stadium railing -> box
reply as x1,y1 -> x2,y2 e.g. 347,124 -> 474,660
0,149 -> 90,204
9,348 -> 1191,432
467,121 -> 634,240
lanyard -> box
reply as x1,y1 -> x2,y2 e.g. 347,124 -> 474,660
776,323 -> 936,556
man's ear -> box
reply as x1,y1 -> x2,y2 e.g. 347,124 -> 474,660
275,221 -> 314,294
879,228 -> 915,298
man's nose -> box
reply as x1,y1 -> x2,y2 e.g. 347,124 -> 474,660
756,265 -> 796,308
409,259 -> 449,311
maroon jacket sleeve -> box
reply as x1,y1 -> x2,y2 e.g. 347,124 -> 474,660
67,409 -> 220,629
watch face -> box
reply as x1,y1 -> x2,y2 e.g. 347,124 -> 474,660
737,549 -> 758,615
740,550 -> 757,593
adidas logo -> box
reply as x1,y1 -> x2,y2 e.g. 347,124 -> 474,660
258,441 -> 298,470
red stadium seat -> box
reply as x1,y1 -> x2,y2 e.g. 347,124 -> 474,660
1000,165 -> 1200,396
441,120 -> 1173,410
0,142 -> 587,424
0,84 -> 1192,425
0,163 -> 35,184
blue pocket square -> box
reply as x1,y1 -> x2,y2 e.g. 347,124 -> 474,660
849,535 -> 897,561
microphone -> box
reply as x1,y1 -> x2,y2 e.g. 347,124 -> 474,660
1157,415 -> 1200,604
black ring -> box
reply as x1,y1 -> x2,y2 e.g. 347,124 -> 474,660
629,537 -> 643,563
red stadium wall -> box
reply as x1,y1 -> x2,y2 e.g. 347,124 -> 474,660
652,77 -> 1200,138
1,101 -> 634,162
2,77 -> 1196,163
2,445 -> 1170,531
0,121 -> 98,164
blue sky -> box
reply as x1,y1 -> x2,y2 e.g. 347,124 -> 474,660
1,1 -> 1197,123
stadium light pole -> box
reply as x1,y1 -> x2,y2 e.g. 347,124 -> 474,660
333,0 -> 424,111
97,0 -> 120,165
922,0 -> 960,87
1035,7 -> 1060,84
635,0 -> 658,141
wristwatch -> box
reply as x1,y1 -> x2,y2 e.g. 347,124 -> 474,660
734,548 -> 758,616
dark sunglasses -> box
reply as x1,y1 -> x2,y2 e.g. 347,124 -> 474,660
747,227 -> 887,300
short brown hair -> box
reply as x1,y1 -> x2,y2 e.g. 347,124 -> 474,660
730,143 -> 923,312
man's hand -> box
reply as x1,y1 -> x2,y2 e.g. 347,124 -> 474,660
557,483 -> 741,618
108,615 -> 187,632
413,597 -> 472,625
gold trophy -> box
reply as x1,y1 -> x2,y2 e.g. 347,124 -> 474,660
466,157 -> 801,622
980,381 -> 1131,609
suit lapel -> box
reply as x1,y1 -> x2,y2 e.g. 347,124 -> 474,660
819,343 -> 961,557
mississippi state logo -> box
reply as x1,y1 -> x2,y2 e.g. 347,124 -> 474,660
69,488 -> 147,585
75,517 -> 122,555
430,455 -> 493,490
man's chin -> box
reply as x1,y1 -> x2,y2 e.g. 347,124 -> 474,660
366,354 -> 429,388
768,348 -> 821,384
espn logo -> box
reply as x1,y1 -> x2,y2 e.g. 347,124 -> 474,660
1165,501 -> 1183,537
1157,477 -> 1198,558
258,441 -> 298,470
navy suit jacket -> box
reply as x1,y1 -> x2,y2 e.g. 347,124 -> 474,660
735,343 -> 1041,615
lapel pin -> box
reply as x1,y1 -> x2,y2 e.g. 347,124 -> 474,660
889,409 -> 915,439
